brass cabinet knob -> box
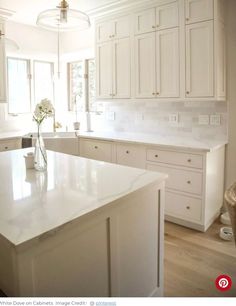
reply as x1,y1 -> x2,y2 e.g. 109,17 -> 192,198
155,154 -> 158,158
126,150 -> 129,154
156,92 -> 160,95
152,92 -> 155,95
4,147 -> 8,150
152,25 -> 156,29
186,91 -> 190,94
186,206 -> 190,210
187,180 -> 191,184
187,159 -> 191,163
94,146 -> 98,149
186,18 -> 189,21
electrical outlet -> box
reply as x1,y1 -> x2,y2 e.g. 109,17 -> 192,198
210,114 -> 221,126
106,111 -> 115,121
198,115 -> 209,125
169,113 -> 179,123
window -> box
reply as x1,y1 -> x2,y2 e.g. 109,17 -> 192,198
7,58 -> 31,114
7,58 -> 54,114
34,61 -> 54,106
68,59 -> 96,112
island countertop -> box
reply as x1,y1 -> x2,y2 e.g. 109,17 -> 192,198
0,148 -> 167,247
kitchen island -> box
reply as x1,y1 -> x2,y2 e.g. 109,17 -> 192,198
0,149 -> 167,297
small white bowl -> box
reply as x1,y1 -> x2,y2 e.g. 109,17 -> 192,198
24,152 -> 34,169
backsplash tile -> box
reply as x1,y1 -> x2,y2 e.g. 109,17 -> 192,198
91,100 -> 228,141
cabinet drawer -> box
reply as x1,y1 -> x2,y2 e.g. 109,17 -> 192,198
147,163 -> 202,195
146,148 -> 203,169
116,143 -> 146,169
0,140 -> 19,152
185,0 -> 213,24
80,139 -> 112,163
165,191 -> 202,222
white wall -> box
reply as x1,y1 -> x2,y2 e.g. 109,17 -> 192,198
225,0 -> 236,188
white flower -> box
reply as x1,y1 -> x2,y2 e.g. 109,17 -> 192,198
33,98 -> 55,124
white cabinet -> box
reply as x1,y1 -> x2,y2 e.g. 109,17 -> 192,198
0,19 -> 6,103
0,138 -> 21,152
185,0 -> 214,24
96,15 -> 130,43
135,33 -> 156,98
135,28 -> 180,98
116,143 -> 146,168
79,138 -> 113,163
185,21 -> 214,98
156,28 -> 180,97
96,42 -> 113,98
134,2 -> 179,35
97,38 -> 130,99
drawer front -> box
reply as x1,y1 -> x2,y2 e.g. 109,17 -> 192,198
165,191 -> 202,222
147,163 -> 202,195
80,139 -> 112,162
146,148 -> 203,169
116,143 -> 146,168
0,140 -> 19,152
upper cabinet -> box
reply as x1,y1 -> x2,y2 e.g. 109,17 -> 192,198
0,19 -> 6,103
96,15 -> 130,43
96,14 -> 131,99
185,0 -> 213,24
134,2 -> 179,34
95,0 -> 226,101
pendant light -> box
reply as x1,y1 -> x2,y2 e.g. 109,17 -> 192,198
36,0 -> 91,32
0,30 -> 19,52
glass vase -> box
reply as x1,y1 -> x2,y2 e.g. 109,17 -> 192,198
34,124 -> 47,171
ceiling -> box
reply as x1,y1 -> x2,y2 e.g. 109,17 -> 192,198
0,0 -> 117,26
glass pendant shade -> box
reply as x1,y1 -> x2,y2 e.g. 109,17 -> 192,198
36,8 -> 90,32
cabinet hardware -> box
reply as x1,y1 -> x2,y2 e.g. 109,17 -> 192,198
155,154 -> 158,158
186,206 -> 190,210
0,31 -> 4,37
186,91 -> 190,94
94,146 -> 98,149
187,159 -> 191,163
126,151 -> 129,154
4,147 -> 8,150
187,180 -> 191,184
152,93 -> 155,95
152,26 -> 156,29
156,92 -> 160,95
186,18 -> 189,21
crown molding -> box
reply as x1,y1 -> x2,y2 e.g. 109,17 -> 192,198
0,7 -> 15,20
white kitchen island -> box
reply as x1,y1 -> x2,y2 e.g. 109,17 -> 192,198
0,149 -> 167,297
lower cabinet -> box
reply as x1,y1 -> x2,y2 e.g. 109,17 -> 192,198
79,137 -> 225,231
79,138 -> 113,163
0,138 -> 21,152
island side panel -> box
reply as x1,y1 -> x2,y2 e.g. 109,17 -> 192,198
12,181 -> 164,297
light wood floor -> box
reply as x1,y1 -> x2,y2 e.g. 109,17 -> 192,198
164,220 -> 236,297
1,220 -> 235,297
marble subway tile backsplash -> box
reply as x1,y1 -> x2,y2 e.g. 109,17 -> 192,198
92,100 -> 228,141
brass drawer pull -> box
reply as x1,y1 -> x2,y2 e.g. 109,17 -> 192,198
186,206 -> 190,210
94,146 -> 98,149
152,25 -> 156,29
126,150 -> 130,154
186,91 -> 190,94
155,154 -> 158,158
187,180 -> 191,184
187,159 -> 192,163
5,146 -> 8,150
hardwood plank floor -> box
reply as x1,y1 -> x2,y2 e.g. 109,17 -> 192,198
164,220 -> 236,297
1,220 -> 235,297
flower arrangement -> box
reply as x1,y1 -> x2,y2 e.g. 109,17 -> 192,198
33,98 -> 55,124
33,99 -> 54,171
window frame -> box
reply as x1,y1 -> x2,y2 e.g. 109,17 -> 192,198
33,60 -> 55,107
68,58 -> 96,112
7,57 -> 32,115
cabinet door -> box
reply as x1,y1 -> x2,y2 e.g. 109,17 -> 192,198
135,33 -> 156,98
80,139 -> 112,163
96,21 -> 114,43
114,15 -> 130,39
96,42 -> 113,99
0,22 -> 6,102
134,8 -> 156,35
113,38 -> 131,99
156,1 -> 179,30
186,21 -> 214,98
185,0 -> 213,24
216,21 -> 226,99
116,143 -> 146,168
156,28 -> 180,97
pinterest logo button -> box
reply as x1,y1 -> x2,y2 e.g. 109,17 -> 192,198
215,275 -> 232,291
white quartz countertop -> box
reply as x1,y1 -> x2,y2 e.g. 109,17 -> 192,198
0,131 -> 27,140
77,131 -> 227,152
0,149 -> 167,247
